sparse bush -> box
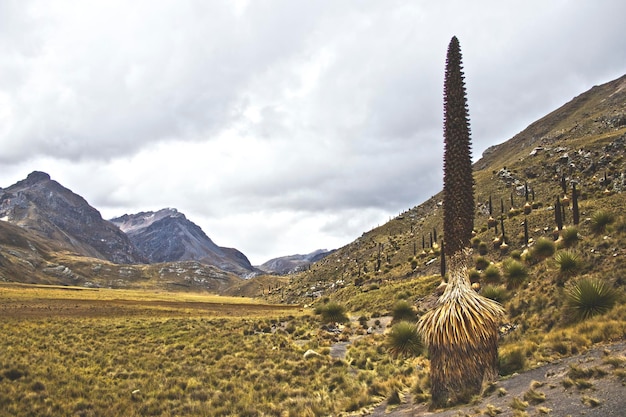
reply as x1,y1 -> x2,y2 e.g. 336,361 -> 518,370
391,300 -> 418,323
320,302 -> 349,323
483,264 -> 501,284
523,388 -> 546,404
531,237 -> 556,260
503,259 -> 527,288
565,278 -> 618,322
509,397 -> 529,411
590,210 -> 614,234
386,321 -> 423,358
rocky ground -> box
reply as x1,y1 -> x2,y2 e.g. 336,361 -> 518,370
367,340 -> 626,417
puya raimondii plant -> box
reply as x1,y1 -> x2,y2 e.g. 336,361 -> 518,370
418,37 -> 504,408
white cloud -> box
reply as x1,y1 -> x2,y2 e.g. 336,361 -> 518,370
0,0 -> 625,264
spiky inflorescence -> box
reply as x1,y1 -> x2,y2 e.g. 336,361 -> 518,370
442,36 -> 474,256
417,250 -> 505,407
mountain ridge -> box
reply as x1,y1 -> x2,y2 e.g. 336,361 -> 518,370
0,171 -> 145,264
110,209 -> 260,277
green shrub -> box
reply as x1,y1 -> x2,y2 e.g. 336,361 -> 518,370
499,348 -> 526,375
386,321 -> 423,358
503,259 -> 527,288
590,210 -> 614,234
560,226 -> 579,246
320,302 -> 349,323
478,242 -> 489,255
475,256 -> 490,270
468,268 -> 481,283
483,264 -> 501,284
565,278 -> 618,322
531,237 -> 556,260
481,285 -> 508,303
554,250 -> 582,276
391,300 -> 418,323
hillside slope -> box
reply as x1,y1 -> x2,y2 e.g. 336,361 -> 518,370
268,74 -> 626,306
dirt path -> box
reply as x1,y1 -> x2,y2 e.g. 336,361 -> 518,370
367,340 -> 626,416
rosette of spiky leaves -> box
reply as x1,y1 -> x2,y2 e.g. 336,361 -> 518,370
387,321 -> 424,358
565,278 -> 618,322
417,250 -> 505,407
442,36 -> 474,256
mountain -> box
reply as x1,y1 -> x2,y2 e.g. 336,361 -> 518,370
0,171 -> 144,264
0,216 -> 241,290
110,208 -> 260,277
258,249 -> 335,275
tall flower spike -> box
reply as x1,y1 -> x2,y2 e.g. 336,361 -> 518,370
442,36 -> 474,256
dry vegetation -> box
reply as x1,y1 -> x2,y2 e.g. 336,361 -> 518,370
0,285 -> 424,416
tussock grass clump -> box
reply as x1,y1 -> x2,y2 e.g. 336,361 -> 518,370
509,397 -> 529,411
523,388 -> 546,404
602,355 -> 626,368
386,322 -> 423,358
475,256 -> 490,270
391,300 -> 418,323
530,237 -> 556,261
478,241 -> 489,255
560,226 -> 580,246
499,347 -> 526,376
468,268 -> 481,283
567,364 -> 607,379
581,395 -> 602,407
319,301 -> 349,323
481,285 -> 508,303
565,278 -> 618,322
590,210 -> 614,234
503,259 -> 527,288
483,264 -> 501,284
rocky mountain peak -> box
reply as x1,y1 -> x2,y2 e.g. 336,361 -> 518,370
110,209 -> 259,277
113,208 -> 185,234
0,172 -> 144,264
25,171 -> 51,184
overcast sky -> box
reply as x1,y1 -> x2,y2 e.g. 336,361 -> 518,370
1,1 -> 624,264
